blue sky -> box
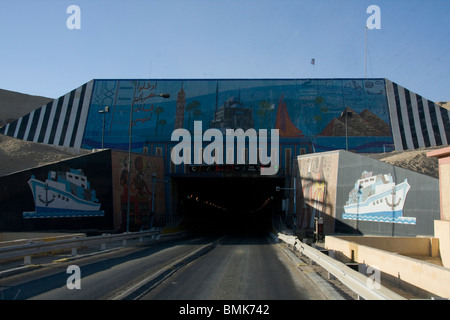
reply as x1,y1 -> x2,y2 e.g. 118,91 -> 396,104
0,0 -> 449,102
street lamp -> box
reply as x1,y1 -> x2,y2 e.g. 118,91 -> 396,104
341,109 -> 352,151
126,93 -> 170,233
98,106 -> 109,149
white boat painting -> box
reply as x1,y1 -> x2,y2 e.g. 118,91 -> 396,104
342,171 -> 416,224
23,168 -> 105,218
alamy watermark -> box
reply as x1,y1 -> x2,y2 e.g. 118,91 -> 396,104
366,5 -> 381,30
66,5 -> 81,30
66,265 -> 81,289
171,121 -> 280,176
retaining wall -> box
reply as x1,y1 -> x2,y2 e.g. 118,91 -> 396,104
325,235 -> 450,298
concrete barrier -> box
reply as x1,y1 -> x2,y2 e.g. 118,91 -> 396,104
325,235 -> 450,298
0,232 -> 86,248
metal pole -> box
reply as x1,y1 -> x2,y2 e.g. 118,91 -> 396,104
345,112 -> 348,151
101,111 -> 106,149
293,177 -> 296,214
126,91 -> 169,233
365,26 -> 367,79
151,174 -> 156,229
127,90 -> 136,233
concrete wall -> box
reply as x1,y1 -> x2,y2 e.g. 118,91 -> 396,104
426,147 -> 450,268
293,151 -> 339,234
328,235 -> 439,258
325,235 -> 450,298
336,150 -> 440,236
110,151 -> 166,232
293,150 -> 440,237
435,220 -> 450,268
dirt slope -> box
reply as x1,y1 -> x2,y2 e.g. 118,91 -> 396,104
0,134 -> 79,176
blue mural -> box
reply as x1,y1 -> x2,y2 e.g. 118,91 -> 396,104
23,168 -> 105,218
342,170 -> 416,225
82,79 -> 394,155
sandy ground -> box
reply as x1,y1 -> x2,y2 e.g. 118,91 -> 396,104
0,134 -> 83,176
0,89 -> 52,127
367,146 -> 441,179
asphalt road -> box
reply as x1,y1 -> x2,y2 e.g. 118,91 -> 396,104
141,234 -> 328,300
0,233 -> 338,300
0,236 -> 214,300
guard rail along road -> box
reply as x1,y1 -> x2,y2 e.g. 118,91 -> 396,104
0,229 -> 162,265
276,233 -> 407,300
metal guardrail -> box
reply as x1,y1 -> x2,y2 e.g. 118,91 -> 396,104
0,229 -> 161,264
277,233 -> 407,300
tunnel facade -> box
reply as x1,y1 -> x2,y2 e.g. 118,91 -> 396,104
1,79 -> 449,233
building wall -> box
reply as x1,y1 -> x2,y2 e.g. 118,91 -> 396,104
335,150 -> 440,236
293,150 -> 440,237
110,151 -> 165,232
2,78 -> 449,178
386,79 -> 450,151
0,81 -> 93,151
293,151 -> 339,235
2,79 -> 449,160
82,79 -> 394,156
0,150 -> 113,232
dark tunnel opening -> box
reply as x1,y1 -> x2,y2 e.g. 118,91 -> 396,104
173,176 -> 285,235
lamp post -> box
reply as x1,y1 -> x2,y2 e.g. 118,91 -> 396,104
98,106 -> 109,149
341,110 -> 353,151
126,93 -> 170,233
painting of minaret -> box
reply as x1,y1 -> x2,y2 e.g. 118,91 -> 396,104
174,82 -> 186,130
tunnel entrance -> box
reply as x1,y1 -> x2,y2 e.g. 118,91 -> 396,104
172,174 -> 285,235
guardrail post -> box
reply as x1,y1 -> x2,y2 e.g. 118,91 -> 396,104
24,240 -> 32,265
71,237 -> 77,256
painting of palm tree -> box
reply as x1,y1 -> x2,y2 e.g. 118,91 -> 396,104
257,100 -> 275,129
154,106 -> 164,135
158,119 -> 167,135
186,100 -> 201,131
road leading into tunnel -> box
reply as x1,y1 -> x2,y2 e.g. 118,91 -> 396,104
139,234 -> 329,300
0,233 -> 342,301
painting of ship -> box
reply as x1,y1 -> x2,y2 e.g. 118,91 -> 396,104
23,168 -> 105,218
342,171 -> 416,224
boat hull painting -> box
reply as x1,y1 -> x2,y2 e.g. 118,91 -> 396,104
23,170 -> 105,219
342,172 -> 416,225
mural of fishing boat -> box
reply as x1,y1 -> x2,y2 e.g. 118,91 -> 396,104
342,171 -> 416,224
23,168 -> 104,218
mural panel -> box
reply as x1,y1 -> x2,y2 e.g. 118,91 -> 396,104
0,150 -> 113,232
111,151 -> 165,232
335,150 -> 439,236
23,168 -> 104,218
342,171 -> 416,225
82,79 -> 394,155
294,152 -> 339,234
